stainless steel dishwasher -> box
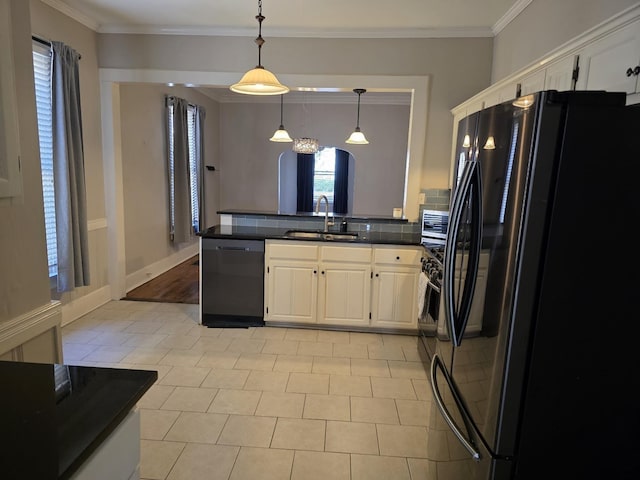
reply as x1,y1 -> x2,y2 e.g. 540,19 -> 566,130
201,238 -> 265,328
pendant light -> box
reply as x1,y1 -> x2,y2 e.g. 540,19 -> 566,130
346,88 -> 369,145
270,94 -> 293,142
230,0 -> 289,96
292,138 -> 319,154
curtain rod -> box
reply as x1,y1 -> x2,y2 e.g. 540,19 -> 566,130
31,35 -> 82,59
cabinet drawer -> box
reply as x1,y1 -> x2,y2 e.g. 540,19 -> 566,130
373,247 -> 422,266
320,245 -> 371,263
267,242 -> 319,261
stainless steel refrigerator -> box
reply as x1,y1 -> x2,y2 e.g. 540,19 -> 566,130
428,90 -> 640,479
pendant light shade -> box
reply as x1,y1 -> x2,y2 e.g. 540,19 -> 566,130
270,95 -> 293,142
346,88 -> 369,145
230,0 -> 289,96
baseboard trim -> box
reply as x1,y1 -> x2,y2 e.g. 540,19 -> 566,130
125,244 -> 199,293
61,285 -> 112,327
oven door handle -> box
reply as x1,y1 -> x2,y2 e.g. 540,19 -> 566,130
430,354 -> 481,461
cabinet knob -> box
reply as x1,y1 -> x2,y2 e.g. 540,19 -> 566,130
396,256 -> 400,260
321,270 -> 325,275
313,270 -> 317,274
375,273 -> 379,277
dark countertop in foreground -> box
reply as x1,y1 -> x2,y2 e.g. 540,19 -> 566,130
1,361 -> 157,479
200,225 -> 423,246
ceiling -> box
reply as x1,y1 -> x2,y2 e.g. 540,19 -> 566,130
44,0 -> 527,38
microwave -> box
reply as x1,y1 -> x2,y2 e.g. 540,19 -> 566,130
421,209 -> 449,239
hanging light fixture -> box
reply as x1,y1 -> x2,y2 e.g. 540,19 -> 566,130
483,136 -> 496,150
230,0 -> 289,96
269,94 -> 293,142
346,88 -> 369,145
292,137 -> 319,154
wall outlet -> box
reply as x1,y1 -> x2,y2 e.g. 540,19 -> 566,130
418,193 -> 426,205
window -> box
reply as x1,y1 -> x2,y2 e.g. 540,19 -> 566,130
312,147 -> 336,210
167,102 -> 201,235
32,41 -> 57,277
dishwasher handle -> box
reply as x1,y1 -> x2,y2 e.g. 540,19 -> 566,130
215,246 -> 251,251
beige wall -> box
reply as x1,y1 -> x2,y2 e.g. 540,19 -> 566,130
218,100 -> 410,218
119,84 -> 220,275
492,0 -> 639,81
0,0 -> 50,322
97,35 -> 495,191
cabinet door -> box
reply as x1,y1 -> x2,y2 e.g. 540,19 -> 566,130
544,55 -> 578,91
266,260 -> 318,324
518,70 -> 546,96
576,21 -> 640,94
318,263 -> 371,327
371,266 -> 419,330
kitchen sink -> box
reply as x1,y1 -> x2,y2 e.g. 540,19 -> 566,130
284,230 -> 359,241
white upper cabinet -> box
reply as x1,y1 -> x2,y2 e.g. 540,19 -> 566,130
576,20 -> 640,94
544,55 -> 579,91
518,69 -> 547,96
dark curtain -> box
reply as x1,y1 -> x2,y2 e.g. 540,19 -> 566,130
333,149 -> 349,214
296,153 -> 315,212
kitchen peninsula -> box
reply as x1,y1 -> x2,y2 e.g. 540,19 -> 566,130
1,361 -> 157,479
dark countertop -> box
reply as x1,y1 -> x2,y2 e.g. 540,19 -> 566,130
0,361 -> 157,479
217,209 -> 410,223
199,225 -> 422,246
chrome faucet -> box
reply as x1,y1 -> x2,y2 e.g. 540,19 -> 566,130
315,195 -> 333,232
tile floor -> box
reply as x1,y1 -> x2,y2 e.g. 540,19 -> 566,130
62,300 -> 434,480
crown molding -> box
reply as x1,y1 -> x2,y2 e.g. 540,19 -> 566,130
41,0 -> 99,31
492,0 -> 533,35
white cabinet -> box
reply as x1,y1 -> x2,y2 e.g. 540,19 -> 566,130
518,70 -> 547,96
370,246 -> 422,330
482,82 -> 519,108
576,20 -> 640,95
318,245 -> 372,327
265,242 -> 319,324
544,54 -> 579,91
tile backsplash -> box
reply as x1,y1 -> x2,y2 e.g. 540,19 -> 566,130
419,188 -> 450,212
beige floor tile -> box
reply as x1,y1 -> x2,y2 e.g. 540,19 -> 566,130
317,329 -> 351,344
325,420 -> 378,454
234,353 -> 277,371
160,386 -> 218,412
351,396 -> 399,424
218,328 -> 256,339
349,331 -> 383,345
368,344 -> 406,361
155,322 -> 197,336
122,347 -> 170,364
407,457 -> 434,480
166,443 -> 239,480
329,375 -> 372,397
297,341 -> 333,357
62,343 -> 98,361
83,345 -> 134,363
158,365 -> 211,387
137,384 -> 176,409
412,379 -> 431,401
351,453 -> 411,480
229,447 -> 294,480
284,329 -> 319,342
217,415 -> 277,447
208,388 -> 262,415
271,418 -> 326,451
332,342 -> 369,359
86,331 -> 134,346
380,334 -> 420,348
273,354 -> 313,373
140,409 -> 180,440
402,344 -> 426,362
196,351 -> 240,369
123,321 -> 164,334
227,338 -> 266,354
377,424 -> 428,458
350,358 -> 391,377
250,326 -> 288,340
164,411 -> 228,444
244,370 -> 290,392
140,439 -> 185,480
286,372 -> 329,394
388,360 -> 429,380
291,450 -> 350,480
123,334 -> 168,349
255,391 -> 305,418
201,368 -> 250,389
396,399 -> 430,426
191,337 -> 233,352
261,339 -> 300,355
303,394 -> 350,421
157,334 -> 199,350
312,356 -> 351,375
371,377 -> 417,400
157,349 -> 203,367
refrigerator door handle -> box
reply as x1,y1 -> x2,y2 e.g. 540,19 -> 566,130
430,354 -> 481,460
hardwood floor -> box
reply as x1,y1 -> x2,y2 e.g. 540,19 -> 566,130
124,255 -> 199,304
